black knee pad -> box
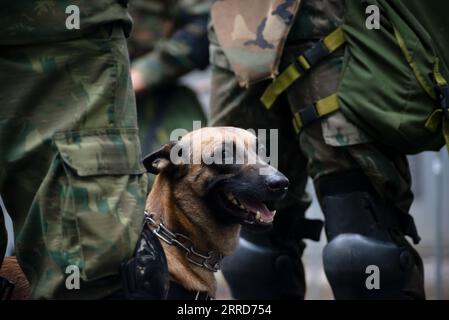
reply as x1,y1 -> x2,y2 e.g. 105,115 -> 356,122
222,209 -> 323,300
323,234 -> 423,299
222,235 -> 306,300
318,172 -> 425,300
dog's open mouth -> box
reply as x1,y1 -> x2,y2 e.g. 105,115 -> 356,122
219,191 -> 277,226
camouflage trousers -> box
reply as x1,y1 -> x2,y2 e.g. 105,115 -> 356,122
209,63 -> 415,244
0,24 -> 148,299
136,84 -> 206,156
135,83 -> 206,188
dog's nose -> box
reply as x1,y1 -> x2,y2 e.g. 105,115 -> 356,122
265,174 -> 289,192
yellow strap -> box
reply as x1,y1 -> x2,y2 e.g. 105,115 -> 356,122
316,94 -> 339,117
434,58 -> 448,87
323,27 -> 345,52
263,64 -> 302,108
261,27 -> 346,109
292,94 -> 340,133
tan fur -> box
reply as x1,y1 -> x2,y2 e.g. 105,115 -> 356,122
145,127 -> 261,297
146,176 -> 240,297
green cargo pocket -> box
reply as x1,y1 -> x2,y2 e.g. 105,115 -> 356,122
52,128 -> 147,282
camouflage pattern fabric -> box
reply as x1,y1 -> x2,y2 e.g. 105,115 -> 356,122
127,0 -> 208,162
2,1 -> 133,45
209,0 -> 414,236
0,23 -> 147,299
129,0 -> 210,89
282,0 -> 371,146
210,0 -> 302,87
136,85 -> 206,157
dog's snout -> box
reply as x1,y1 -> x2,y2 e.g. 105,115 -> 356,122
265,174 -> 289,192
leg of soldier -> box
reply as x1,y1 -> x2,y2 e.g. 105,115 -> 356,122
284,44 -> 425,299
209,58 -> 322,299
137,84 -> 207,158
300,122 -> 425,299
136,84 -> 206,190
0,24 -> 147,299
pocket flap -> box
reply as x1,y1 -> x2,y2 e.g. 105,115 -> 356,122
54,128 -> 146,176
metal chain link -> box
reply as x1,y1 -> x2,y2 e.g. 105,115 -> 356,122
144,211 -> 223,272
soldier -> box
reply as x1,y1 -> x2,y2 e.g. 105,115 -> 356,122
127,0 -> 208,158
0,1 -> 148,299
209,0 -> 425,299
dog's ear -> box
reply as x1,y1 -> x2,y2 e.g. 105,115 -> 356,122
142,141 -> 177,175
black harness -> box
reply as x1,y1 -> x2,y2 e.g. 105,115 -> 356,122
0,277 -> 14,300
119,211 -> 222,300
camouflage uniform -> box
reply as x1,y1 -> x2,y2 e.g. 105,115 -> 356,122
0,1 -> 148,299
127,0 -> 208,157
210,0 -> 424,299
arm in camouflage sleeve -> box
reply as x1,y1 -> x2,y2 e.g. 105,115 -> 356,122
131,0 -> 210,92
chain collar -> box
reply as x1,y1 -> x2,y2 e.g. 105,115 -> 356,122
144,211 -> 224,272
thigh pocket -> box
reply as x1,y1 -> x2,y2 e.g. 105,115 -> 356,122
53,128 -> 147,282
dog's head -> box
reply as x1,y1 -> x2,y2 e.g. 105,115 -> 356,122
143,127 -> 288,229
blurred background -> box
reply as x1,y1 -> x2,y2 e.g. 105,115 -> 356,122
2,67 -> 448,301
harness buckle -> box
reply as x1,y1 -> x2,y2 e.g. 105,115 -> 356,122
291,56 -> 306,75
303,40 -> 331,66
298,104 -> 320,127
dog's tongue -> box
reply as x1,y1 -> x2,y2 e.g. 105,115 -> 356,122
239,198 -> 274,221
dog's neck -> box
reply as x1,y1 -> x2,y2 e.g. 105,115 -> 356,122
146,175 -> 241,297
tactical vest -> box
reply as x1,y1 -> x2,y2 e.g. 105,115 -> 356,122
211,0 -> 449,154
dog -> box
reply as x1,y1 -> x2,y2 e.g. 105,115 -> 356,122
0,127 -> 288,299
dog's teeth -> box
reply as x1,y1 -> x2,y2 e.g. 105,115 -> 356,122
272,210 -> 277,215
256,211 -> 261,220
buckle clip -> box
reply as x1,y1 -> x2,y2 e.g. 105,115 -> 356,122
303,40 -> 331,66
298,104 -> 320,127
291,56 -> 306,75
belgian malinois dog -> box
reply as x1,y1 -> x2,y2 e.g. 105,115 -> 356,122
0,127 -> 288,299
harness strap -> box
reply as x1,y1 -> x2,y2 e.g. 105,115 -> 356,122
292,93 -> 340,134
261,27 -> 346,109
